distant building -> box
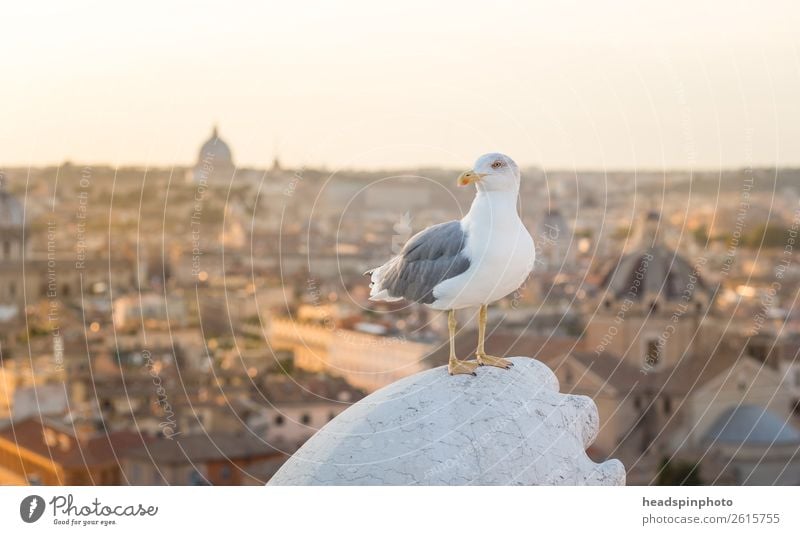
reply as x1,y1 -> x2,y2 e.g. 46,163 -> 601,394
535,207 -> 574,272
188,125 -> 236,184
576,210 -> 800,482
271,317 -> 434,392
586,209 -> 713,370
0,187 -> 27,316
0,418 -> 144,485
248,373 -> 364,450
121,432 -> 284,485
112,293 -> 187,328
12,384 -> 69,421
695,405 -> 800,485
0,186 -> 136,356
0,356 -> 67,420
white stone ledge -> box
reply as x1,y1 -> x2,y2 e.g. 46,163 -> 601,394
268,357 -> 625,485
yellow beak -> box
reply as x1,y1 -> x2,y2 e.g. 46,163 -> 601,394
458,169 -> 486,187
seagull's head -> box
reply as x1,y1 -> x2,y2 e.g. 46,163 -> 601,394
458,153 -> 520,193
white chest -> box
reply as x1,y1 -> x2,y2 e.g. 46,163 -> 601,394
464,218 -> 535,298
430,191 -> 535,309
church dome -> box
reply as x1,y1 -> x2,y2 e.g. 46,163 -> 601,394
197,126 -> 233,168
601,244 -> 707,302
600,210 -> 709,304
704,405 -> 800,445
0,188 -> 25,228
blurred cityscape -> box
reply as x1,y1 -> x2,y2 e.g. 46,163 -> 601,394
1,125 -> 800,485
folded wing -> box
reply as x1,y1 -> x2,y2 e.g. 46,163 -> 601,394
367,220 -> 470,304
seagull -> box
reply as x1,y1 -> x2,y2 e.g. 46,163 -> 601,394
366,153 -> 535,375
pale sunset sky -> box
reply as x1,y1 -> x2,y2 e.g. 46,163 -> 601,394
1,0 -> 798,170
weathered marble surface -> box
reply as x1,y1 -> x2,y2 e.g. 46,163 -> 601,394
268,357 -> 625,485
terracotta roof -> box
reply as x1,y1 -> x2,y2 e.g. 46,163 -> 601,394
243,456 -> 291,484
569,351 -> 643,392
0,417 -> 147,468
570,345 -> 746,396
123,432 -> 280,464
256,373 -> 366,404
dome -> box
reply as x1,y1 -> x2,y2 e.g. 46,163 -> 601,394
600,210 -> 709,303
601,244 -> 707,302
704,405 -> 800,445
197,126 -> 233,168
0,188 -> 25,228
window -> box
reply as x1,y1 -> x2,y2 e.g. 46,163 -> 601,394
189,470 -> 205,486
43,428 -> 58,447
644,339 -> 661,369
737,373 -> 748,392
663,396 -> 671,414
301,413 -> 311,425
8,282 -> 15,298
2,241 -> 10,259
131,464 -> 140,482
640,432 -> 652,454
274,415 -> 284,426
220,466 -> 232,482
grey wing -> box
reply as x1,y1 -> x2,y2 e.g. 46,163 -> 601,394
370,220 -> 470,304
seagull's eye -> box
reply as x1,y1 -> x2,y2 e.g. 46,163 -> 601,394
491,161 -> 503,169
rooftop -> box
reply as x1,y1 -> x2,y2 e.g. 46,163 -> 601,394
704,405 -> 800,446
0,417 -> 146,468
124,432 -> 280,463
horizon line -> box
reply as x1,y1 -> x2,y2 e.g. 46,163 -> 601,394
2,160 -> 799,175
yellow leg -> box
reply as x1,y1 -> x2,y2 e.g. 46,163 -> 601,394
475,304 -> 513,369
447,309 -> 478,376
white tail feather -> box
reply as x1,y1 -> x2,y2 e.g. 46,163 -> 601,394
367,259 -> 403,302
